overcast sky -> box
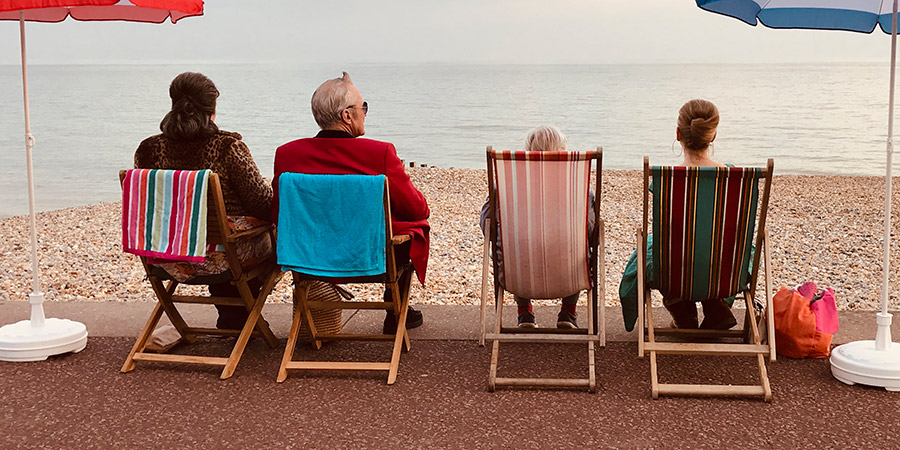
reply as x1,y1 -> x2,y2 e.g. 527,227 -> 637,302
0,0 -> 892,65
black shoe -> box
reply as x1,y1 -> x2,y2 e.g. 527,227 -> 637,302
557,310 -> 578,329
517,311 -> 537,328
383,306 -> 424,334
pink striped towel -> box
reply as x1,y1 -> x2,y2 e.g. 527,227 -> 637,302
122,169 -> 210,262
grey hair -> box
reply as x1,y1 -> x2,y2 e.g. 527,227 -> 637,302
310,71 -> 355,129
524,125 -> 567,152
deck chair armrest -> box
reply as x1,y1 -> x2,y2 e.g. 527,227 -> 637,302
391,234 -> 412,245
227,223 -> 275,242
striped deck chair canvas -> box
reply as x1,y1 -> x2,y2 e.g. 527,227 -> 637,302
650,166 -> 761,303
494,151 -> 592,300
637,157 -> 776,401
480,147 -> 605,392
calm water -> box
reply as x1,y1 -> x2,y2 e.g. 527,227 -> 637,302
0,62 -> 893,218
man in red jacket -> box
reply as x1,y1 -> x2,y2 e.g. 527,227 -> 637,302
273,72 -> 430,334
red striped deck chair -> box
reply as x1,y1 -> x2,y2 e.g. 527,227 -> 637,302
479,147 -> 605,392
637,157 -> 776,401
119,170 -> 282,379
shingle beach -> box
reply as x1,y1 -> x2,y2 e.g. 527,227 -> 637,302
1,168 -> 899,311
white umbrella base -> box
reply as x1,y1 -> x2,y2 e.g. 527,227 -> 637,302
830,340 -> 900,391
0,318 -> 88,362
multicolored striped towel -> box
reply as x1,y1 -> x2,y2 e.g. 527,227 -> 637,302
651,166 -> 763,303
490,150 -> 593,300
122,169 -> 210,262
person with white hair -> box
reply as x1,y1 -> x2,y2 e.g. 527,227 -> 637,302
479,126 -> 596,329
273,72 -> 431,334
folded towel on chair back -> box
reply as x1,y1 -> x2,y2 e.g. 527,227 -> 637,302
122,169 -> 210,262
277,173 -> 386,278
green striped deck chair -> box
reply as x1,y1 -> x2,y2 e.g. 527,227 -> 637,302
479,147 -> 606,393
119,170 -> 282,380
636,157 -> 776,401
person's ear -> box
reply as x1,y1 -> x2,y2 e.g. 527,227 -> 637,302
710,131 -> 717,143
676,127 -> 681,141
341,108 -> 352,124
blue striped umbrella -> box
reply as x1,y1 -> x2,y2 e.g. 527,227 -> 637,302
699,0 -> 897,33
697,0 -> 900,391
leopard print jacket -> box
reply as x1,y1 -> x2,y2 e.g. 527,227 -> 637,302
134,130 -> 273,220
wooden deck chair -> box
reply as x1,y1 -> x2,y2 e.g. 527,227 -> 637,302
276,173 -> 414,385
479,147 -> 606,392
119,169 -> 282,379
637,157 -> 776,401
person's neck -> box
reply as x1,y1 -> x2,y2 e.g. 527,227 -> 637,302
682,149 -> 720,167
324,125 -> 356,136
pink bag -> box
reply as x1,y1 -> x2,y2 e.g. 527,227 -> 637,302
773,282 -> 839,358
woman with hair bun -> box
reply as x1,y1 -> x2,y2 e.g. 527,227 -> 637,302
134,72 -> 273,334
619,99 -> 737,331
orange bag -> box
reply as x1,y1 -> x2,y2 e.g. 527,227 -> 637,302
772,286 -> 834,358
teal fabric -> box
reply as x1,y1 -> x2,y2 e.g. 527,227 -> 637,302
277,173 -> 386,278
618,237 -> 754,332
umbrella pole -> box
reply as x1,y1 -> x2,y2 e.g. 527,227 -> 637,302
19,11 -> 45,328
0,12 -> 87,363
876,0 -> 900,351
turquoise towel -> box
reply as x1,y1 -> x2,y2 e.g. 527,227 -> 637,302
277,173 -> 386,277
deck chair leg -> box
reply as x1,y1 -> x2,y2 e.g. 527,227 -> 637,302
277,297 -> 305,383
758,353 -> 773,402
645,287 -> 660,399
480,218 -> 491,347
295,282 -> 322,350
397,267 -> 414,353
636,229 -> 646,358
121,302 -> 165,373
763,232 -> 776,362
234,274 -> 279,349
598,221 -> 607,347
387,287 -> 410,385
150,278 -> 195,344
245,269 -> 281,348
587,340 -> 597,393
488,291 -> 504,392
220,279 -> 268,380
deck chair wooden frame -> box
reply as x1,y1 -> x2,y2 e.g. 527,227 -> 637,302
636,157 -> 776,401
479,147 -> 606,392
119,170 -> 282,379
277,177 -> 415,385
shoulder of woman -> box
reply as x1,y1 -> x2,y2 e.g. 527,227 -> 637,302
138,133 -> 165,147
215,129 -> 244,141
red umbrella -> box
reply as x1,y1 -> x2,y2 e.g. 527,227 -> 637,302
0,0 -> 203,362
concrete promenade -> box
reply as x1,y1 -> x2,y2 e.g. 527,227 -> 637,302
0,302 -> 897,448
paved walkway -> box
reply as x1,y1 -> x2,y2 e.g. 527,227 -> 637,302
0,301 -> 897,448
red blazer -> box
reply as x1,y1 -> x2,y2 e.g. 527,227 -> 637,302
273,132 -> 431,284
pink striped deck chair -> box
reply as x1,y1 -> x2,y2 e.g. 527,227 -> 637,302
479,147 -> 605,392
636,157 -> 776,401
119,169 -> 282,380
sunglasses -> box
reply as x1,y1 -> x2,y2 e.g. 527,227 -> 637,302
345,101 -> 368,115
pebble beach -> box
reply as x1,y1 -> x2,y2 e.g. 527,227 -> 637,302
2,168 -> 900,311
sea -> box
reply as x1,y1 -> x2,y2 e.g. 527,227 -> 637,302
0,62 -> 894,219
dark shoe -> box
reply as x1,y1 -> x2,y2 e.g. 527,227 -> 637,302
557,310 -> 578,329
664,299 -> 699,329
518,311 -> 537,328
383,306 -> 424,334
216,306 -> 250,331
700,298 -> 738,330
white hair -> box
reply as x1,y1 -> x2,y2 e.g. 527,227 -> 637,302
524,125 -> 567,152
310,71 -> 355,129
